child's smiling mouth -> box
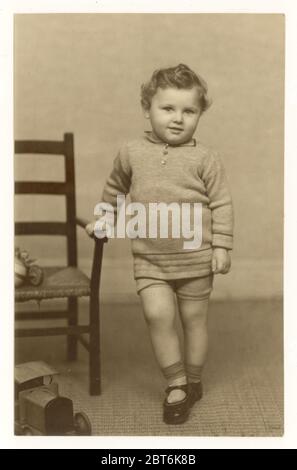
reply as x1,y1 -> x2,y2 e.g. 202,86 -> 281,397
168,127 -> 184,133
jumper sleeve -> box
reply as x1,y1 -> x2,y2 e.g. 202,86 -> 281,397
200,151 -> 234,250
101,143 -> 132,215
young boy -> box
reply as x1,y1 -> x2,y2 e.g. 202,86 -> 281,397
87,64 -> 233,424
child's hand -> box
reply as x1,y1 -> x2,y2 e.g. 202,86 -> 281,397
212,247 -> 231,274
85,221 -> 96,237
85,220 -> 112,238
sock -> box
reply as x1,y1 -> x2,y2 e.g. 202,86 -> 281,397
161,361 -> 187,403
186,364 -> 203,383
161,360 -> 186,384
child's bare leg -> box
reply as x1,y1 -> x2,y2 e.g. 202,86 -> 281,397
178,298 -> 209,381
140,286 -> 187,403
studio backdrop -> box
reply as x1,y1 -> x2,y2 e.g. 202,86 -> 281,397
14,13 -> 284,302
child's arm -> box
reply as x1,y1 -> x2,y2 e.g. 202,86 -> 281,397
101,143 -> 132,208
86,144 -> 132,237
200,150 -> 234,274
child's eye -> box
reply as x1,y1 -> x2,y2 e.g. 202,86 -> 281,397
163,107 -> 173,111
184,109 -> 195,114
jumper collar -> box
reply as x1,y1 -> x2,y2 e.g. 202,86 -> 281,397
144,131 -> 196,147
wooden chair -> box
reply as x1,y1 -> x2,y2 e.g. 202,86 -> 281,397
15,133 -> 106,395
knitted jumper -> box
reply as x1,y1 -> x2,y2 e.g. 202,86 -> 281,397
101,132 -> 233,280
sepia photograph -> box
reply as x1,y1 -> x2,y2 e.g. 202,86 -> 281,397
2,1 -> 294,448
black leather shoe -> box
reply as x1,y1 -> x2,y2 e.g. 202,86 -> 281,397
188,381 -> 203,407
163,384 -> 190,425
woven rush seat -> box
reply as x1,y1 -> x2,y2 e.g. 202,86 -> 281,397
15,267 -> 91,302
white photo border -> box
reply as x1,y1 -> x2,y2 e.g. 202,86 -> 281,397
1,0 -> 296,449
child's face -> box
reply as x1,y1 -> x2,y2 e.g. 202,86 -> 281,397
144,86 -> 201,145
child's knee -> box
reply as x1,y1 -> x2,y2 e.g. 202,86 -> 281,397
139,282 -> 174,313
142,303 -> 175,328
140,290 -> 175,327
179,298 -> 209,327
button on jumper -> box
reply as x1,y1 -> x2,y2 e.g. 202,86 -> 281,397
161,144 -> 169,165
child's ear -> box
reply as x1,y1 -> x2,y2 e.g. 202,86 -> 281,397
142,107 -> 150,119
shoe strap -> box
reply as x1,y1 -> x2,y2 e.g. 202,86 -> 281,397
165,383 -> 188,394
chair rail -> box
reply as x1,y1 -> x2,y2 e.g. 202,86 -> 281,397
15,182 -> 69,195
15,140 -> 65,155
15,222 -> 69,236
15,325 -> 90,337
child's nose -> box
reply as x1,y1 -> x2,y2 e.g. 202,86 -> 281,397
173,112 -> 183,123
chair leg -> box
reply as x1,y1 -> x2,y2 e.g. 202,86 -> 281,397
89,292 -> 101,395
67,297 -> 78,361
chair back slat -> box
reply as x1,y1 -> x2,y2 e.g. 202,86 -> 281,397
15,222 -> 68,236
15,133 -> 78,266
15,182 -> 69,195
15,140 -> 65,155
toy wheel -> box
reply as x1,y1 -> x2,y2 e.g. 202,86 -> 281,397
22,426 -> 33,436
74,412 -> 92,435
28,265 -> 44,286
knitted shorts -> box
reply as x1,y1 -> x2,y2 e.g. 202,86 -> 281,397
136,275 -> 213,301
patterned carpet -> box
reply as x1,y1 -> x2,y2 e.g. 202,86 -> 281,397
15,299 -> 283,436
